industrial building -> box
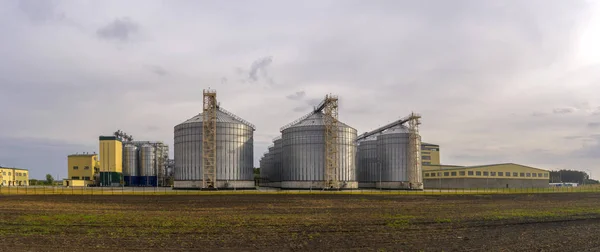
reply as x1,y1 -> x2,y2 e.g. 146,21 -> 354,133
261,95 -> 359,190
65,153 -> 100,187
421,143 -> 550,188
99,136 -> 123,186
355,114 -> 424,190
173,89 -> 256,189
0,166 -> 29,186
122,140 -> 169,187
65,131 -> 170,187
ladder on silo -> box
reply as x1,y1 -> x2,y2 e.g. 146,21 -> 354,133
202,89 -> 218,189
322,95 -> 339,189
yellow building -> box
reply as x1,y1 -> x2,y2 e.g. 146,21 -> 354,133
421,142 -> 440,166
67,153 -> 100,181
419,142 -> 550,188
0,167 -> 29,186
99,136 -> 123,186
423,163 -> 550,189
100,136 -> 123,173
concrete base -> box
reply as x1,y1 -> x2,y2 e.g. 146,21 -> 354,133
174,180 -> 255,189
358,182 -> 376,188
375,181 -> 424,190
280,181 -> 358,190
258,182 -> 281,188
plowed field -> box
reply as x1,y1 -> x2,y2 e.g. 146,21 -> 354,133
2,193 -> 600,251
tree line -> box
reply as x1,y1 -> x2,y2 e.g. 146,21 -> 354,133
550,169 -> 598,184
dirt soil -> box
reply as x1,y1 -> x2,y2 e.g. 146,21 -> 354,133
2,193 -> 600,251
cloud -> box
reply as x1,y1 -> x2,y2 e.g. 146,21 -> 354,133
553,107 -> 576,114
286,91 -> 306,100
589,122 -> 600,128
96,17 -> 139,41
18,0 -> 64,23
248,56 -> 273,82
144,65 -> 168,76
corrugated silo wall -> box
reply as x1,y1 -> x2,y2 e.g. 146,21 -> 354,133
281,125 -> 357,189
173,121 -> 254,189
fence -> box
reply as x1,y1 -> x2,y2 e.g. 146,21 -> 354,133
1,185 -> 600,195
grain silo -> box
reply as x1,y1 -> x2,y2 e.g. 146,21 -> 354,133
139,144 -> 156,186
280,111 -> 358,189
173,105 -> 255,189
123,144 -> 139,186
355,113 -> 423,190
356,136 -> 378,188
376,126 -> 410,189
272,138 -> 283,188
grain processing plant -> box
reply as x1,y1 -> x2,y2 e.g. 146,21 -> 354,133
173,89 -> 256,189
355,113 -> 424,190
260,94 -> 358,190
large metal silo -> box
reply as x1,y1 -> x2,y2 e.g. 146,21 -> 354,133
139,144 -> 156,186
281,112 -> 357,189
173,107 -> 255,189
123,144 -> 139,186
376,126 -> 411,189
357,137 -> 378,188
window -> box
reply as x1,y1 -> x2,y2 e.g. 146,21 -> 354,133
437,172 -> 442,177
84,166 -> 90,170
423,162 -> 431,165
520,173 -> 525,177
505,172 -> 510,177
459,171 -> 466,176
513,172 -> 518,177
476,171 -> 482,176
422,151 -> 431,155
483,171 -> 489,176
430,173 -> 436,177
526,173 -> 531,177
451,172 -> 457,176
425,173 -> 430,177
468,171 -> 474,176
8,172 -> 11,176
2,172 -> 5,175
544,173 -> 549,177
73,166 -> 79,170
498,172 -> 503,176
72,176 -> 79,180
444,172 -> 450,176
538,173 -> 542,177
532,173 -> 537,177
422,156 -> 431,160
490,172 -> 496,176
83,176 -> 91,180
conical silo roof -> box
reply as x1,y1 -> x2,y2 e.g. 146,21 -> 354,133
286,112 -> 355,130
178,107 -> 255,129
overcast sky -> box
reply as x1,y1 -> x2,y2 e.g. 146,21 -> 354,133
1,0 -> 599,179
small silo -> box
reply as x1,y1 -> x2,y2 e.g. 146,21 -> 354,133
281,112 -> 358,189
376,126 -> 412,189
173,107 -> 255,189
357,136 -> 378,188
123,144 -> 139,186
139,144 -> 156,186
272,138 -> 283,188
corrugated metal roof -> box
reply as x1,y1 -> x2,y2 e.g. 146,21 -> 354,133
287,112 -> 354,129
179,107 -> 255,129
381,125 -> 409,134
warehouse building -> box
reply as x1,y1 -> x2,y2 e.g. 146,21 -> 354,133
0,166 -> 29,186
65,153 -> 100,187
421,142 -> 550,188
